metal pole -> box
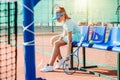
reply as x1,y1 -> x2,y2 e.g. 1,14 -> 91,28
117,0 -> 120,24
82,47 -> 86,67
23,0 -> 36,80
86,0 -> 89,25
51,0 -> 54,32
14,2 -> 18,80
118,52 -> 120,80
8,2 -> 10,44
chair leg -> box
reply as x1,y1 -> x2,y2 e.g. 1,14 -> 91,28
70,46 -> 73,69
118,52 -> 120,80
81,47 -> 97,68
82,47 -> 86,68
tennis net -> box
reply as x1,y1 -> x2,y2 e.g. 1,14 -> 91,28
0,1 -> 17,80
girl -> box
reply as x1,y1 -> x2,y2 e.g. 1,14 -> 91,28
41,7 -> 82,72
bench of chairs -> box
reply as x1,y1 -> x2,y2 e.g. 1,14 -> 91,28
71,26 -> 120,80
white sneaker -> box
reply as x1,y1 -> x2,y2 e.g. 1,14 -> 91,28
55,58 -> 64,69
40,64 -> 54,72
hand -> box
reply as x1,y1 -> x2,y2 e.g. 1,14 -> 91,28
65,56 -> 70,61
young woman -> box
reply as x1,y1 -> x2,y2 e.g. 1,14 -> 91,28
41,7 -> 82,72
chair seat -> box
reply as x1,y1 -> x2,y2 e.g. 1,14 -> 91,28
92,27 -> 120,50
82,26 -> 106,48
92,43 -> 120,50
72,40 -> 84,47
82,40 -> 106,48
72,26 -> 90,48
82,42 -> 93,47
72,41 -> 79,47
112,46 -> 120,52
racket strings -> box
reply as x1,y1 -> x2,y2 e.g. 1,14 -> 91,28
63,54 -> 79,75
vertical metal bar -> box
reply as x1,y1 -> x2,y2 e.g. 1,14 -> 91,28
117,0 -> 120,24
82,47 -> 86,68
51,0 -> 54,32
8,2 -> 10,44
14,2 -> 18,80
70,46 -> 74,68
118,52 -> 120,80
86,0 -> 89,25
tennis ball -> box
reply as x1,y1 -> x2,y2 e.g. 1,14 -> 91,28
89,40 -> 94,44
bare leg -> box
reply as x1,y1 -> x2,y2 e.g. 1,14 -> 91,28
50,35 -> 65,60
50,35 -> 60,46
49,40 -> 66,66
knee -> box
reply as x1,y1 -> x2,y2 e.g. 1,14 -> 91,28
54,41 -> 61,47
50,35 -> 60,46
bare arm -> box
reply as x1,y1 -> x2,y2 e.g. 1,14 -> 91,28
60,29 -> 66,40
67,31 -> 72,55
62,29 -> 66,37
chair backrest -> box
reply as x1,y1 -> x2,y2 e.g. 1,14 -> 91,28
107,27 -> 120,45
72,26 -> 90,46
79,26 -> 90,42
90,26 -> 106,43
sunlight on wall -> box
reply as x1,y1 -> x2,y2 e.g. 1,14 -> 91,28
74,0 -> 87,14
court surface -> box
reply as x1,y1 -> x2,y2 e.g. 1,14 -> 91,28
17,33 -> 117,80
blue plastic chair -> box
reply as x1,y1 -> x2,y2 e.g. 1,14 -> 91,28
72,26 -> 90,46
93,27 -> 120,50
71,26 -> 90,68
80,26 -> 90,42
82,26 -> 106,47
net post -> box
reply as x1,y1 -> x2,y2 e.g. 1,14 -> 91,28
22,0 -> 36,80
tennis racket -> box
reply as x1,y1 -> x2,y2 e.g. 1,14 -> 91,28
62,36 -> 84,75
